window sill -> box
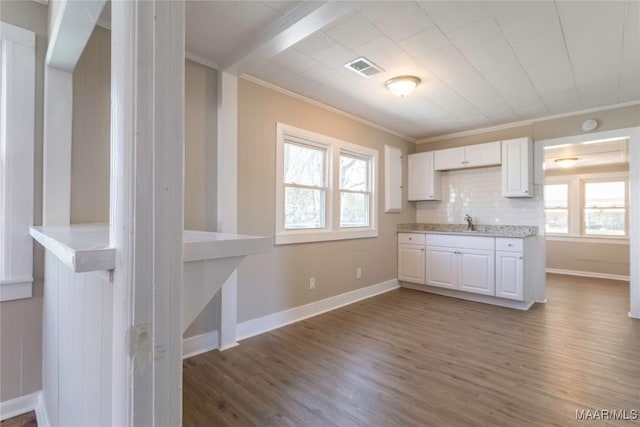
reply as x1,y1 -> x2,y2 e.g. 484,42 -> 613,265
275,228 -> 378,245
545,235 -> 629,245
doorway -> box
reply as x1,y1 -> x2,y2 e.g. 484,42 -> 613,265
535,127 -> 640,318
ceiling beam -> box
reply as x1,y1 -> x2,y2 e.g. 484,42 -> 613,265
46,0 -> 106,71
219,1 -> 358,74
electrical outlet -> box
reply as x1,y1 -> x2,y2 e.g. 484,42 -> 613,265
356,267 -> 362,279
309,277 -> 316,290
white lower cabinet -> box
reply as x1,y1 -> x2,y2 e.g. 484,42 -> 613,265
457,248 -> 495,295
425,246 -> 457,289
398,232 -> 528,304
425,235 -> 495,296
398,233 -> 426,284
495,238 -> 524,300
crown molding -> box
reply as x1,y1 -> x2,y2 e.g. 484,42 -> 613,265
240,74 -> 415,143
416,100 -> 640,144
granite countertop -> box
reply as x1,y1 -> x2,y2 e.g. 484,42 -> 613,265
397,223 -> 538,238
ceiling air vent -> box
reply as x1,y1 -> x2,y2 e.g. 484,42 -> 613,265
344,57 -> 384,78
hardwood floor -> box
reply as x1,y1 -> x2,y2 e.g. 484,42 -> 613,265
0,412 -> 36,427
183,274 -> 639,427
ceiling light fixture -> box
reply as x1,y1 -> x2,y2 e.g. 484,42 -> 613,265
385,75 -> 420,98
554,157 -> 579,168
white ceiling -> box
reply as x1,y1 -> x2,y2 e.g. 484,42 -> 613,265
182,1 -> 639,140
543,138 -> 629,170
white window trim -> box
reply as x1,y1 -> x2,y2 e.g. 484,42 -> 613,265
545,171 -> 629,241
275,123 -> 378,245
0,23 -> 35,301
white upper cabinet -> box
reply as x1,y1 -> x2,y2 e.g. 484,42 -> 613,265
408,152 -> 441,201
501,137 -> 533,198
434,141 -> 501,171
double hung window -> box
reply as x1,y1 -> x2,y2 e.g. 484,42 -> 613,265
276,123 -> 378,245
544,174 -> 628,239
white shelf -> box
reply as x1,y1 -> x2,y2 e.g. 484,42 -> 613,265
30,223 -> 114,273
31,223 -> 273,273
183,230 -> 272,263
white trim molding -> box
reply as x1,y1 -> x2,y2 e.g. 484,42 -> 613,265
182,330 -> 220,359
237,279 -> 400,341
546,268 -> 630,282
0,22 -> 35,302
0,391 -> 40,421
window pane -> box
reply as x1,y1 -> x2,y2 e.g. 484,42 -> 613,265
584,181 -> 625,208
545,209 -> 568,233
544,184 -> 568,208
340,192 -> 369,227
583,181 -> 626,236
284,187 -> 325,229
284,143 -> 324,186
584,208 -> 625,235
340,155 -> 368,191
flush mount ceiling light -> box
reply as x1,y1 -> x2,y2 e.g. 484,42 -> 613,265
554,157 -> 579,168
385,75 -> 421,98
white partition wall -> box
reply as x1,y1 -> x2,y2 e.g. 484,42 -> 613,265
109,1 -> 185,425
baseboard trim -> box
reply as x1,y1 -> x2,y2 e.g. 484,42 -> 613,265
237,279 -> 400,341
182,330 -> 219,359
546,268 -> 630,282
401,282 -> 535,311
0,391 -> 40,421
35,393 -> 50,427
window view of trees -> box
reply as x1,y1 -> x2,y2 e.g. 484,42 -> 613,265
276,123 -> 378,244
283,142 -> 326,229
339,154 -> 370,228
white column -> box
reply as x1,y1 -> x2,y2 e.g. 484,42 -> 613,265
42,66 -> 72,226
110,1 -> 185,425
217,71 -> 239,350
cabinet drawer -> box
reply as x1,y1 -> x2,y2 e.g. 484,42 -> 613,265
427,234 -> 494,250
398,233 -> 426,245
495,238 -> 523,252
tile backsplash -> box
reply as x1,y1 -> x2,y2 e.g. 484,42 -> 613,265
415,166 -> 541,226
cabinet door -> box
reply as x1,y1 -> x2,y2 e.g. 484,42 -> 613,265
434,146 -> 465,170
465,141 -> 501,168
426,246 -> 457,289
385,145 -> 402,212
496,251 -> 524,300
502,137 -> 532,197
408,152 -> 441,201
398,244 -> 425,284
458,249 -> 495,295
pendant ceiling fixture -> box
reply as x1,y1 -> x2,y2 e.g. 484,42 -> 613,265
385,75 -> 421,98
554,157 -> 579,168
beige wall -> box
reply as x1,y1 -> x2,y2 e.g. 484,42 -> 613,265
236,78 -> 416,323
70,30 -> 218,230
0,1 -> 47,402
71,26 -> 111,223
546,241 -> 629,277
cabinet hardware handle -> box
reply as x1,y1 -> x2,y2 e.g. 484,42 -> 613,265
508,244 -> 513,246
519,256 -> 523,260
421,248 -> 425,251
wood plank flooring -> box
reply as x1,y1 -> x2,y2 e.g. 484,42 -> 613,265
0,411 -> 37,427
183,275 -> 639,427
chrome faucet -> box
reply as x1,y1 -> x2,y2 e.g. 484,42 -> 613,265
464,214 -> 473,231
